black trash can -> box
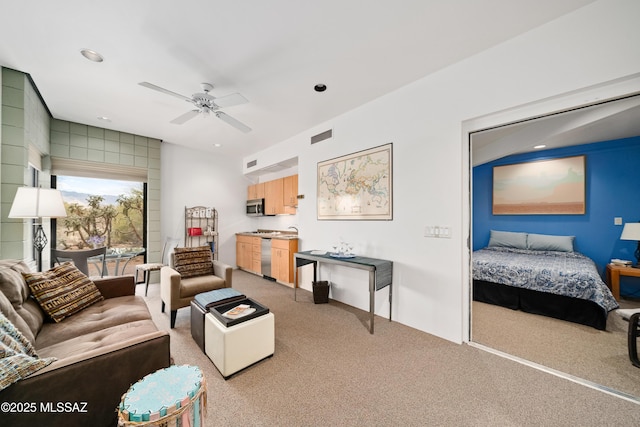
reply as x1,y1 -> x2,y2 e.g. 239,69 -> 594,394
312,281 -> 330,304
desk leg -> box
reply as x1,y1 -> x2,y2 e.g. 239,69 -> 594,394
611,269 -> 621,301
294,261 -> 298,301
388,283 -> 392,322
369,271 -> 375,334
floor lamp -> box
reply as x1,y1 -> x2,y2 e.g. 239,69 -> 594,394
9,187 -> 67,271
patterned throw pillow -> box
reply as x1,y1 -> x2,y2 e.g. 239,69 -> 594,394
22,262 -> 104,323
0,311 -> 56,391
173,246 -> 214,279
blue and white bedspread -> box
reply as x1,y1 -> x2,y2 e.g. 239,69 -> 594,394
473,247 -> 619,313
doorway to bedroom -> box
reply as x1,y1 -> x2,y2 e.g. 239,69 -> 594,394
467,86 -> 640,401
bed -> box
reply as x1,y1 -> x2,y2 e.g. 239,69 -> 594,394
472,231 -> 619,330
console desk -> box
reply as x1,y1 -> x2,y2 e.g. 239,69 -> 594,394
293,251 -> 393,334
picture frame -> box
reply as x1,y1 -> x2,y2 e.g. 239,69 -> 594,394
492,155 -> 585,215
317,143 -> 393,220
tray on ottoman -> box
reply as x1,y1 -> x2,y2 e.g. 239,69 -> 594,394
209,298 -> 270,328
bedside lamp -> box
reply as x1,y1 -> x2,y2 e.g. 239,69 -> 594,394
620,222 -> 640,268
9,187 -> 67,271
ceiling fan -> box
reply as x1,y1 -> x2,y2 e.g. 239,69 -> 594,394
138,82 -> 251,133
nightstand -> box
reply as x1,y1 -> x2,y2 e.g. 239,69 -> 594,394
606,264 -> 640,301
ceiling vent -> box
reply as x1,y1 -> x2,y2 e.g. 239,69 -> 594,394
311,129 -> 332,145
247,159 -> 257,168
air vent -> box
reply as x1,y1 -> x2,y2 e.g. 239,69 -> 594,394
311,129 -> 332,145
247,159 -> 257,168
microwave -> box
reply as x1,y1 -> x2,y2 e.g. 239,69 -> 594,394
246,198 -> 265,216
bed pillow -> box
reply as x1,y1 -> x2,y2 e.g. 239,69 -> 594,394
527,233 -> 575,252
22,262 -> 104,323
487,230 -> 528,249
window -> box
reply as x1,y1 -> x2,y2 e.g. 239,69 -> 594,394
53,175 -> 146,276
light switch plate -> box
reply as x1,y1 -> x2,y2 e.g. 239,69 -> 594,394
614,217 -> 623,225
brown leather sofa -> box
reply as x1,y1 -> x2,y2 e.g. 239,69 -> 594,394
0,259 -> 171,427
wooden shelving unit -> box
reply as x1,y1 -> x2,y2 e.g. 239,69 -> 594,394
185,206 -> 218,260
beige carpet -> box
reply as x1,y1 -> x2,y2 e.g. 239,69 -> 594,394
139,270 -> 640,426
472,299 -> 640,398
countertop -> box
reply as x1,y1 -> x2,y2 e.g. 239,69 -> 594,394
236,231 -> 299,240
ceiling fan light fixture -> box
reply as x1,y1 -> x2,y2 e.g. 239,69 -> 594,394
80,49 -> 104,62
314,83 -> 327,92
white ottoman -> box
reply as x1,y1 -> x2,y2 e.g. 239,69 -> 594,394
204,311 -> 274,378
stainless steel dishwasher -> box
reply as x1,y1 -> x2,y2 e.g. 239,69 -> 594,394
261,237 -> 272,279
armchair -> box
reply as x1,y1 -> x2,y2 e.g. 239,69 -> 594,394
160,246 -> 232,328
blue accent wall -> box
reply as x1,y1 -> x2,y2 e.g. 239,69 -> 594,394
473,136 -> 640,296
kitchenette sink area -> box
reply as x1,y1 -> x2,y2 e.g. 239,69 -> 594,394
236,230 -> 299,287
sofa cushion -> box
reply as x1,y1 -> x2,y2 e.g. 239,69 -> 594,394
173,246 -> 214,279
0,291 -> 35,344
179,275 -> 226,299
23,262 -> 104,323
0,260 -> 44,342
0,311 -> 56,391
35,319 -> 161,360
35,295 -> 152,349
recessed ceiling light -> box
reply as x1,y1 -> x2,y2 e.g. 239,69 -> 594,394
533,144 -> 546,149
81,49 -> 104,62
314,83 -> 327,92
214,143 -> 221,147
97,116 -> 111,122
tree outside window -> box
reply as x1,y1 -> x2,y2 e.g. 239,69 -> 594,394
55,176 -> 145,276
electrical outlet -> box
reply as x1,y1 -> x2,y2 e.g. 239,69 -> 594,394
614,217 -> 623,225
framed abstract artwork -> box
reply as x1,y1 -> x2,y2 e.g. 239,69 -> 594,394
317,143 -> 393,220
492,155 -> 585,215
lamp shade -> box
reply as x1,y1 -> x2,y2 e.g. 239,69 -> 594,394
8,187 -> 67,218
620,222 -> 640,241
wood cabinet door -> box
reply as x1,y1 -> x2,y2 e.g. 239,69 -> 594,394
264,178 -> 284,215
236,242 -> 250,269
271,239 -> 298,285
271,248 -> 289,283
283,174 -> 298,206
255,183 -> 265,199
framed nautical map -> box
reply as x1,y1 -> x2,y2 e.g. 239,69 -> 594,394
317,143 -> 393,220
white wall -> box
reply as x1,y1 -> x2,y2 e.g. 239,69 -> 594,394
163,0 -> 640,344
160,142 -> 253,264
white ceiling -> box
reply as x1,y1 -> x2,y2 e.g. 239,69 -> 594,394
0,0 -> 604,160
472,94 -> 640,166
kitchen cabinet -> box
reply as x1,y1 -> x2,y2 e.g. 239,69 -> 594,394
236,235 -> 261,274
283,174 -> 298,210
271,238 -> 299,287
264,178 -> 284,215
259,174 -> 298,215
247,183 -> 265,200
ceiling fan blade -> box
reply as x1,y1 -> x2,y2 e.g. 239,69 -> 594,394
215,111 -> 251,133
170,110 -> 200,125
139,82 -> 192,102
213,93 -> 248,108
